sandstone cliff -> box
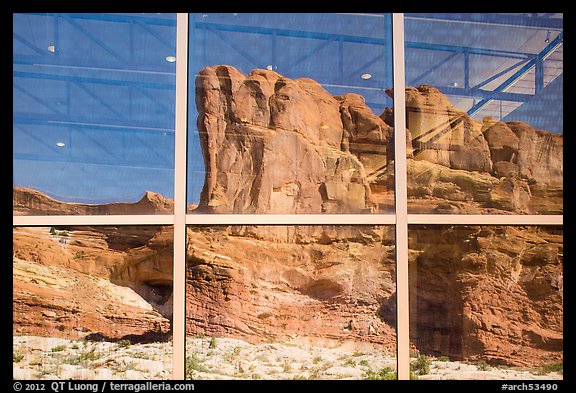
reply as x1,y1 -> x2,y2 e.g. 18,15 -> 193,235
13,225 -> 173,342
194,69 -> 562,215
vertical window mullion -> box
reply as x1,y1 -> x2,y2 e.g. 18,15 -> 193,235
392,12 -> 410,381
173,12 -> 189,381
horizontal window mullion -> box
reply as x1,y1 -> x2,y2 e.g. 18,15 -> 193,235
185,214 -> 396,226
12,215 -> 174,226
406,214 -> 562,226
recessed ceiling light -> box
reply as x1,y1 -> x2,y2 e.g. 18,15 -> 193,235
56,142 -> 65,147
48,45 -> 56,53
165,56 -> 176,63
266,65 -> 274,70
451,82 -> 459,87
361,73 -> 372,80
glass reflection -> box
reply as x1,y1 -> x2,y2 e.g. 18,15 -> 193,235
187,13 -> 395,214
408,225 -> 563,380
13,13 -> 176,214
185,225 -> 396,379
404,13 -> 563,214
13,225 -> 174,379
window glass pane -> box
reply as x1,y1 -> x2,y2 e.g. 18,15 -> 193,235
404,13 -> 563,214
13,13 -> 176,215
13,225 -> 173,379
187,13 -> 395,214
409,225 -> 563,380
186,225 -> 396,379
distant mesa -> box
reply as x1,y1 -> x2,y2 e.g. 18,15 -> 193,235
13,187 -> 182,216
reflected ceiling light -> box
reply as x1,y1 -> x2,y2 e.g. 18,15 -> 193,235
47,45 -> 56,53
545,30 -> 551,43
165,56 -> 176,63
451,82 -> 459,87
360,73 -> 372,80
266,65 -> 273,70
55,142 -> 65,147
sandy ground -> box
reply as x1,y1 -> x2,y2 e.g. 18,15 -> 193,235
13,335 -> 562,380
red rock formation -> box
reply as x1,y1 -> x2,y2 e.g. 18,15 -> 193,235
185,225 -> 397,352
409,225 -> 563,366
13,226 -> 173,342
194,65 -> 378,214
13,187 -> 174,216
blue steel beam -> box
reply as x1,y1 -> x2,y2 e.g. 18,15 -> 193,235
432,86 -> 532,103
13,83 -> 64,115
344,53 -> 385,81
13,33 -> 46,56
284,37 -> 336,74
206,25 -> 262,69
136,20 -> 177,50
406,13 -> 563,31
13,153 -> 173,171
14,125 -> 66,156
468,31 -> 563,116
409,51 -> 461,86
61,15 -> 126,63
195,21 -> 532,60
13,114 -> 173,135
13,54 -> 176,75
13,71 -> 175,91
471,58 -> 530,90
21,13 -> 177,27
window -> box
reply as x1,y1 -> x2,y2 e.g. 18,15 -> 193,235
13,13 -> 563,381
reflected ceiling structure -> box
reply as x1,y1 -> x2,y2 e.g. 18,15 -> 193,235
13,13 -> 563,204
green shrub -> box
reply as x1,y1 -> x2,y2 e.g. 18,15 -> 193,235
66,348 -> 101,365
476,360 -> 491,371
411,354 -> 432,375
51,345 -> 66,353
436,356 -> 450,362
209,336 -> 217,349
185,353 -> 209,379
282,359 -> 293,373
312,356 -> 322,364
13,351 -> 24,363
117,339 -> 131,348
71,344 -> 79,350
538,362 -> 563,375
363,367 -> 396,380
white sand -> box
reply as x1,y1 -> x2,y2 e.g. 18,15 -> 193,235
13,335 -> 562,380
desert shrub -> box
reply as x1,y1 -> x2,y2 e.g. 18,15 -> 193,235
363,367 -> 396,380
209,336 -> 217,349
66,348 -> 101,365
282,359 -> 293,373
117,339 -> 131,348
476,360 -> 491,371
436,355 -> 450,362
185,353 -> 209,379
51,345 -> 66,353
411,354 -> 432,375
13,351 -> 24,363
538,362 -> 563,375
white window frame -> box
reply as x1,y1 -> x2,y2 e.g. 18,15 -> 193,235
12,12 -> 563,381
